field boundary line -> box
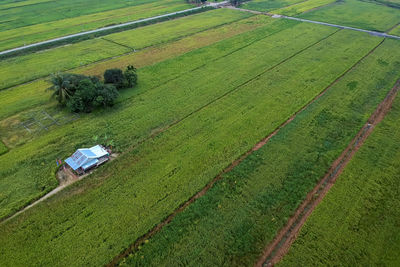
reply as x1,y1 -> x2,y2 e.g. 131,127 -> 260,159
226,6 -> 400,40
100,38 -> 136,51
0,29 -> 337,224
256,45 -> 399,267
107,29 -> 378,266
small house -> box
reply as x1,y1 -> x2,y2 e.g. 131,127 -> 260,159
65,145 -> 109,175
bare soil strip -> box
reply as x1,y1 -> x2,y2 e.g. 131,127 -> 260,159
106,36 -> 383,267
256,80 -> 400,267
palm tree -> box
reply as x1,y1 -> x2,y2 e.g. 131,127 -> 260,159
47,73 -> 72,105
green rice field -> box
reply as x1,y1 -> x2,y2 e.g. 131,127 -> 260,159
0,0 -> 193,51
1,2 -> 400,267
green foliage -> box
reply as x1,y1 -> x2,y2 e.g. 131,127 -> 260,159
124,65 -> 138,88
104,68 -> 125,89
64,75 -> 119,113
104,66 -> 138,89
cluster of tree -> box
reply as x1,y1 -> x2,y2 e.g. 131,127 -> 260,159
48,66 -> 137,113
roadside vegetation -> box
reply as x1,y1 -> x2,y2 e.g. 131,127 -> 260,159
280,86 -> 400,266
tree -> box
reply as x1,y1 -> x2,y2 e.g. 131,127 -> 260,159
47,73 -> 73,105
123,65 -> 138,88
67,78 -> 97,113
94,84 -> 119,107
104,68 -> 125,89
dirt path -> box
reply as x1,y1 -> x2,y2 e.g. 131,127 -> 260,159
106,37 -> 384,267
256,79 -> 400,267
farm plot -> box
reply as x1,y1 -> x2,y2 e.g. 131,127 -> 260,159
118,38 -> 400,266
241,0 -> 307,12
0,15 -> 268,121
0,29 -> 382,266
271,0 -> 337,16
0,19 -> 321,221
280,79 -> 400,266
390,24 -> 400,36
299,0 -> 400,32
0,0 -> 192,51
0,9 -> 251,90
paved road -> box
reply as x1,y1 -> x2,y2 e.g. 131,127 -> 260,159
0,1 -> 229,56
227,6 -> 400,40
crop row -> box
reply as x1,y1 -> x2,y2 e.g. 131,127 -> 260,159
281,78 -> 400,266
0,0 -> 192,51
0,26 -> 381,266
0,9 -> 252,90
119,38 -> 400,266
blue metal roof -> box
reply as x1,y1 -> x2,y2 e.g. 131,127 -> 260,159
65,145 -> 108,171
79,149 -> 96,158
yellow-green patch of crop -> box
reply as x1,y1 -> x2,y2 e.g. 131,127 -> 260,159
272,0 -> 336,16
0,28 -> 381,266
104,9 -> 253,48
241,0 -> 306,12
0,80 -> 51,120
0,38 -> 131,90
300,0 -> 400,32
280,52 -> 400,265
80,15 -> 270,77
0,16 -> 267,121
390,24 -> 400,36
0,0 -> 192,51
121,35 -> 400,267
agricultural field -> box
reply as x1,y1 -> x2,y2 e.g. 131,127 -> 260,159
0,9 -> 251,90
0,0 -> 193,51
1,1 -> 400,267
117,38 -> 400,266
298,0 -> 400,32
280,87 -> 400,266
